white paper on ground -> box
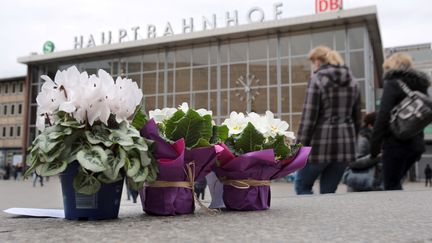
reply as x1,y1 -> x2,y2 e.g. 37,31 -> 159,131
3,208 -> 65,218
206,172 -> 225,209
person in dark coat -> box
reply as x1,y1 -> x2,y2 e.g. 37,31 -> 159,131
295,46 -> 361,195
425,164 -> 432,187
370,53 -> 430,190
343,112 -> 383,192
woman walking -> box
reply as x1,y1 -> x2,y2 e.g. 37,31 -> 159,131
295,46 -> 361,194
370,53 -> 430,190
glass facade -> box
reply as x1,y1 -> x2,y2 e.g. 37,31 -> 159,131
28,25 -> 375,145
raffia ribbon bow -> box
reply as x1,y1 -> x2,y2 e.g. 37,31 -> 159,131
146,161 -> 219,214
220,178 -> 271,189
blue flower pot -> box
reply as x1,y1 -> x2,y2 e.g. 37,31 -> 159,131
59,162 -> 124,220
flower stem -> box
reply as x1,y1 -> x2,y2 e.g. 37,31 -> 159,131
45,113 -> 52,126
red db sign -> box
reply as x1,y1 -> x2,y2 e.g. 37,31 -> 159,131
316,0 -> 343,13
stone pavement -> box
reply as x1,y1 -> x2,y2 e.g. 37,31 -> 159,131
0,178 -> 432,243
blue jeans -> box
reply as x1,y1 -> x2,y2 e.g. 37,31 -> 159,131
295,162 -> 347,194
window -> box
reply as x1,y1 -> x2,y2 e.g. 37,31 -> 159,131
12,83 -> 16,93
5,84 -> 8,93
0,84 -> 2,94
19,82 -> 23,92
11,104 -> 15,115
3,105 -> 7,115
16,126 -> 21,137
18,104 -> 22,114
9,126 -> 14,137
2,127 -> 5,137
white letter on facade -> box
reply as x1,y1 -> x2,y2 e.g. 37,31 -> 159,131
202,14 -> 217,31
131,26 -> 140,40
147,25 -> 157,39
273,2 -> 283,20
87,34 -> 96,48
74,36 -> 83,49
182,18 -> 194,33
225,10 -> 239,27
101,31 -> 112,45
163,22 -> 174,36
247,7 -> 265,23
119,29 -> 128,43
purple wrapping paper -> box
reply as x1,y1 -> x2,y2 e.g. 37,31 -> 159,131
214,146 -> 311,211
139,119 -> 217,216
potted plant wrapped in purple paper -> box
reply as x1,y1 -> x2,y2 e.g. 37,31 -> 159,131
139,103 -> 223,216
209,111 -> 311,211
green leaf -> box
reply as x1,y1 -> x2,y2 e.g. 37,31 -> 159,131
127,178 -> 144,191
126,157 -> 141,177
97,172 -> 123,184
131,166 -> 149,182
35,160 -> 68,176
37,134 -> 62,154
73,170 -> 101,195
171,109 -> 206,148
85,129 -> 112,147
131,105 -> 148,130
193,138 -> 211,148
200,115 -> 213,141
47,127 -> 72,140
139,150 -> 152,166
103,149 -> 126,181
211,125 -> 229,144
60,120 -> 85,129
164,109 -> 185,138
234,122 -> 265,154
76,146 -> 108,172
263,135 -> 290,160
109,130 -> 134,146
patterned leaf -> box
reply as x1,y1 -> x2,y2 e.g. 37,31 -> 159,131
73,170 -> 101,195
35,160 -> 68,176
76,146 -> 108,172
102,149 -> 126,181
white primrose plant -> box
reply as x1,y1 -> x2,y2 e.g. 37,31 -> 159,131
148,102 -> 224,148
221,111 -> 299,160
25,66 -> 157,194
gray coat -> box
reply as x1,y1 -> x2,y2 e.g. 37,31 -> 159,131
297,64 -> 361,164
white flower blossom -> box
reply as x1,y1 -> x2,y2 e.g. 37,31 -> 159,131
263,111 -> 290,138
196,108 -> 212,117
179,102 -> 189,113
222,112 -> 249,136
34,66 -> 143,131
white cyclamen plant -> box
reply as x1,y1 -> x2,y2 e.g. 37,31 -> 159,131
25,66 -> 157,194
221,111 -> 299,160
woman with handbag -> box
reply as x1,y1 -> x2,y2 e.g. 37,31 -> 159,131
295,46 -> 361,194
370,53 -> 430,190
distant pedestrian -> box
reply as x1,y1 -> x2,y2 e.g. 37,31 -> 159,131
194,177 -> 207,200
4,163 -> 11,180
295,46 -> 361,194
32,172 -> 44,187
425,164 -> 432,187
370,53 -> 430,190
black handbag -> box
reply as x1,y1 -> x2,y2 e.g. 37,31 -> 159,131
389,80 -> 432,140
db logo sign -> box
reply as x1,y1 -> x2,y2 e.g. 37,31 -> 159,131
316,0 -> 343,13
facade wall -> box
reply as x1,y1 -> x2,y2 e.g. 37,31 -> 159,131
0,78 -> 25,167
27,24 -> 377,147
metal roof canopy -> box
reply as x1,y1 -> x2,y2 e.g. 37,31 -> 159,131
17,6 -> 383,77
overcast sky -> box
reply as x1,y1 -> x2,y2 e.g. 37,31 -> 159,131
1,0 -> 431,77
